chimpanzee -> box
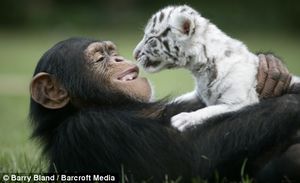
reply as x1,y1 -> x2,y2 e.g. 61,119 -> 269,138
29,37 -> 300,182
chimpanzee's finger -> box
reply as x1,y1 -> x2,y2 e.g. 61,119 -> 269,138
274,56 -> 291,94
256,54 -> 268,95
260,54 -> 280,98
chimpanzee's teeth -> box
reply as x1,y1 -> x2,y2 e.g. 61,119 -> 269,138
121,71 -> 137,81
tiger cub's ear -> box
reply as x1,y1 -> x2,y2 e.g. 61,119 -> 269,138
169,14 -> 195,37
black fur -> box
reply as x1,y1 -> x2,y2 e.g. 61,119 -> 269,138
30,38 -> 300,182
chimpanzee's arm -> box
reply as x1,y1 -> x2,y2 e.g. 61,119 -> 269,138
186,94 -> 300,181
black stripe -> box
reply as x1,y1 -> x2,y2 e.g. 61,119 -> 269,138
145,37 -> 155,44
153,49 -> 159,55
217,93 -> 222,100
203,44 -> 208,60
174,46 -> 179,56
159,12 -> 165,23
163,40 -> 170,52
189,11 -> 195,15
163,50 -> 177,61
174,46 -> 179,52
152,15 -> 157,30
207,58 -> 217,87
161,27 -> 171,37
180,8 -> 187,13
207,89 -> 212,98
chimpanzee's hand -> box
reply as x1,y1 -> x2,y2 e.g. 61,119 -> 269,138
256,54 -> 292,99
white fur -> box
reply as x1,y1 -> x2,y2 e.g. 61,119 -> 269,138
172,20 -> 260,130
134,5 -> 298,131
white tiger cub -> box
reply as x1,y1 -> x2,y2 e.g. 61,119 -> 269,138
133,5 -> 300,131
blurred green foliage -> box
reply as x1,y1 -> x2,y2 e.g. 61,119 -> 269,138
0,0 -> 299,174
1,0 -> 300,32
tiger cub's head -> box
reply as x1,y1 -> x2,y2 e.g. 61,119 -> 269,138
134,5 -> 209,73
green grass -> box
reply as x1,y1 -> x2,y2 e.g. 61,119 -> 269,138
0,29 -> 299,182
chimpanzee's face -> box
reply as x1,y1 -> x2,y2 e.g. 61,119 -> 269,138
84,41 -> 152,102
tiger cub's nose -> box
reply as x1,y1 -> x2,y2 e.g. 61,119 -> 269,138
134,50 -> 141,60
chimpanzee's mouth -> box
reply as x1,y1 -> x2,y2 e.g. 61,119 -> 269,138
117,66 -> 139,81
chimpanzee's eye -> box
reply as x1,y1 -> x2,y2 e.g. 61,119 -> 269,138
96,56 -> 105,62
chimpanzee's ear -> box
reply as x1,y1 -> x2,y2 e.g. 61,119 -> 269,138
30,72 -> 70,109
